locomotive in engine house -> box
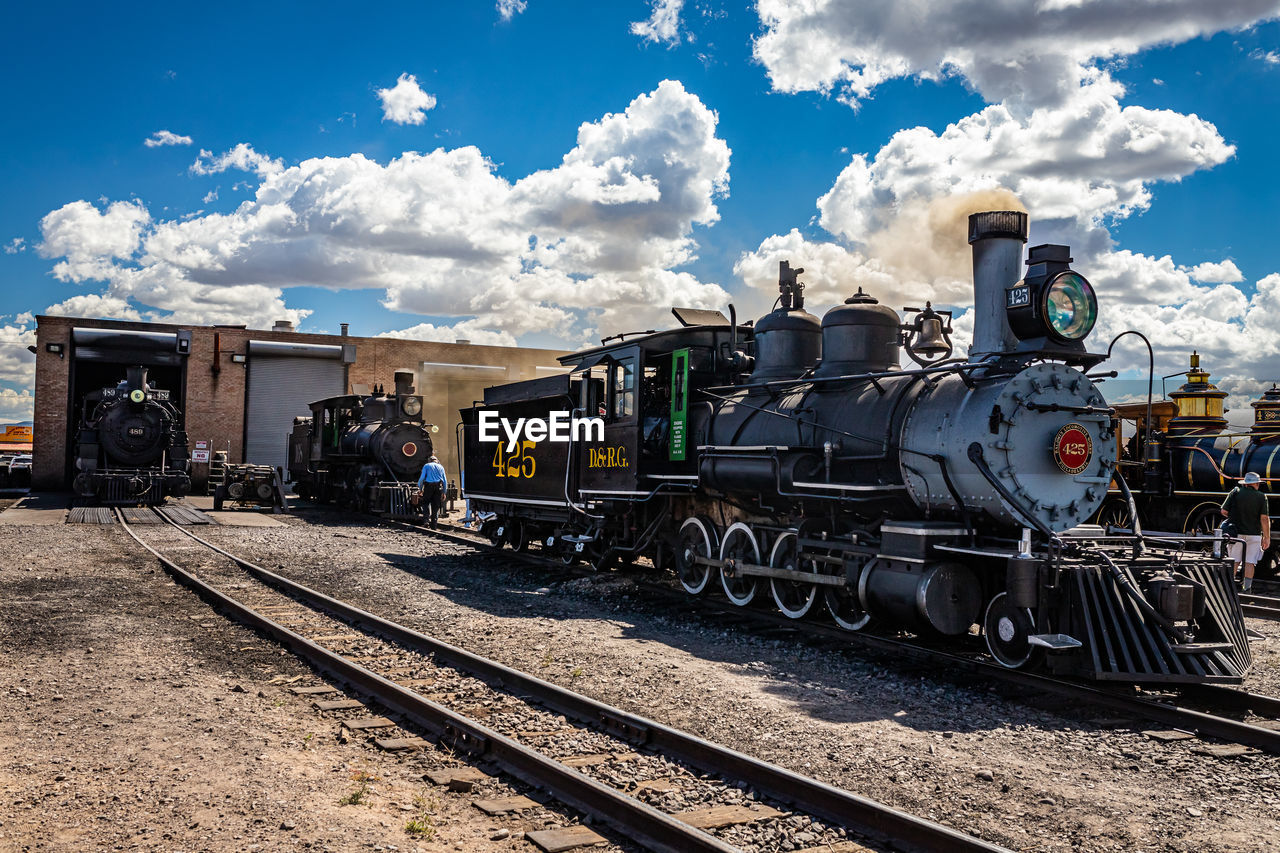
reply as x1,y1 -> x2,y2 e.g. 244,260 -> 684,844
460,211 -> 1251,686
288,370 -> 438,517
72,365 -> 191,505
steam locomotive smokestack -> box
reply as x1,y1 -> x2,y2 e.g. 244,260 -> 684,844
126,365 -> 148,391
393,370 -> 415,396
967,211 -> 1028,360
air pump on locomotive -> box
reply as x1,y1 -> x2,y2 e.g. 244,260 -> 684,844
460,211 -> 1251,686
72,365 -> 191,505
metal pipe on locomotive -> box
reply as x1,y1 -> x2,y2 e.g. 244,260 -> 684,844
461,211 -> 1251,685
72,365 -> 191,505
287,370 -> 438,517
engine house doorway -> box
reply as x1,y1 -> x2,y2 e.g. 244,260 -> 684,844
65,328 -> 190,488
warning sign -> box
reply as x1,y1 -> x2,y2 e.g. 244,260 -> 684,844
192,450 -> 210,463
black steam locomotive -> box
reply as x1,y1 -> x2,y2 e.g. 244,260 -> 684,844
1098,352 -> 1279,573
287,371 -> 437,517
72,365 -> 191,505
460,211 -> 1251,686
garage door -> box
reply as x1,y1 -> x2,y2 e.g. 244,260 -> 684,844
245,341 -> 346,473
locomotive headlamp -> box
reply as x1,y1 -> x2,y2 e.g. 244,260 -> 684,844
401,396 -> 422,417
129,389 -> 146,403
1044,272 -> 1097,342
430,424 -> 440,434
1005,244 -> 1098,345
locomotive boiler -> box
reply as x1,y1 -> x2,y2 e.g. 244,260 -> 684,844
288,370 -> 437,516
461,211 -> 1251,686
72,365 -> 191,504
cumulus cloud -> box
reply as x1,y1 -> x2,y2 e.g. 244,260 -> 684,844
34,81 -> 730,341
496,0 -> 527,21
43,293 -> 144,322
191,143 -> 284,178
1252,48 -> 1280,64
0,324 -> 36,387
377,73 -> 437,126
0,388 -> 34,424
1189,259 -> 1244,283
754,0 -> 1280,109
631,0 -> 684,45
377,320 -> 517,347
144,130 -> 193,148
4,238 -> 24,254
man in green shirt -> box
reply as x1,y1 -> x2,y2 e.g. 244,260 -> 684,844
1221,471 -> 1272,591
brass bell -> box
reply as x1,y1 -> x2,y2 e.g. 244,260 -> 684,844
914,315 -> 950,357
913,302 -> 951,357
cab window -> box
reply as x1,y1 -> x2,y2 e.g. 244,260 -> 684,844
611,358 -> 635,420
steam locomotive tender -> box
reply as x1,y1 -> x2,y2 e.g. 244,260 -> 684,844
461,211 -> 1251,686
288,371 -> 437,517
1098,352 -> 1280,574
72,365 -> 191,505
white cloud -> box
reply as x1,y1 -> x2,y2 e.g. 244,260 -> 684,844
144,130 -> 193,148
202,188 -> 218,203
0,324 -> 36,387
4,238 -> 24,254
34,81 -> 730,343
43,293 -> 144,322
1189,259 -> 1244,283
754,0 -> 1280,108
496,0 -> 527,21
377,73 -> 437,126
191,143 -> 284,178
377,320 -> 517,347
1251,48 -> 1280,64
631,0 -> 684,45
0,388 -> 35,424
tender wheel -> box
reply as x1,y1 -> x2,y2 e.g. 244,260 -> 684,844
675,517 -> 716,595
769,533 -> 816,619
483,520 -> 506,547
508,519 -> 528,552
719,522 -> 759,607
983,592 -> 1043,670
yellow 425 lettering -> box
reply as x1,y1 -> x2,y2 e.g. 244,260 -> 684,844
492,441 -> 537,479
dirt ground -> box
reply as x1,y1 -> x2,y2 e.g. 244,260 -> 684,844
3,502 -> 1280,852
0,519 -> 612,853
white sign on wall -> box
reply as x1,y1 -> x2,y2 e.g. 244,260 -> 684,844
191,449 -> 210,463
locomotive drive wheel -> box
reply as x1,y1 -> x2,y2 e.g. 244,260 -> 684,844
983,592 -> 1043,670
769,533 -> 817,619
719,522 -> 759,607
823,568 -> 871,632
675,517 -> 715,595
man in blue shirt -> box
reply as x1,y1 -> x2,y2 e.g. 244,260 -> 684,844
417,455 -> 448,527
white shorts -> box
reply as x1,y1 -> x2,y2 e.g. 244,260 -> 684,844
1230,534 -> 1264,565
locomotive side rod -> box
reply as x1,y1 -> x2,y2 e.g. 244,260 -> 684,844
151,514 -> 1014,853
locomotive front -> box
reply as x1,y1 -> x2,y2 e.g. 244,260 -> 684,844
73,365 -> 191,504
692,211 -> 1248,682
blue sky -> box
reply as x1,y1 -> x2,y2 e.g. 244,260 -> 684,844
2,1 -> 1280,422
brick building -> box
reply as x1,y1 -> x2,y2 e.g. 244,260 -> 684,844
32,315 -> 569,492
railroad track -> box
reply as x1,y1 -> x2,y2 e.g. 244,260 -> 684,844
413,518 -> 1280,757
1239,591 -> 1280,621
115,508 -> 1009,853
